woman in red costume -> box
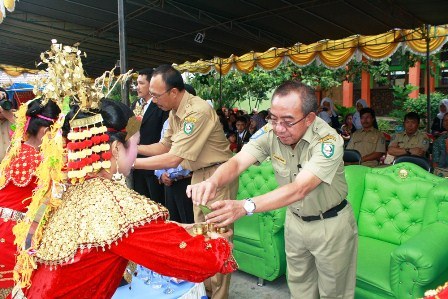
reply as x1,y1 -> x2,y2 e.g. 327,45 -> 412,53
10,99 -> 236,299
0,98 -> 60,299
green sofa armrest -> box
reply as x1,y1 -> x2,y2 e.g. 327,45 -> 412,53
390,222 -> 448,298
262,207 -> 286,234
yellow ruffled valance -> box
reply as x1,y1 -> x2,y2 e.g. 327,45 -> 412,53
0,64 -> 39,77
175,25 -> 448,75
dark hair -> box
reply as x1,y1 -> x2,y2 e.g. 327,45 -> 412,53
62,99 -> 135,148
235,116 -> 248,124
404,111 -> 420,123
152,65 -> 185,92
184,84 -> 196,96
26,98 -> 61,137
138,68 -> 154,82
344,113 -> 354,124
272,80 -> 318,115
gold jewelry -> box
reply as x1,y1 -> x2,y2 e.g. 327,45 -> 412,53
112,155 -> 126,185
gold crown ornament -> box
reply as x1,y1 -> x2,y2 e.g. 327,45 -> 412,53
10,40 -> 136,288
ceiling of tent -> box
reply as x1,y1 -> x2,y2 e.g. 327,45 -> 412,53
1,0 -> 448,77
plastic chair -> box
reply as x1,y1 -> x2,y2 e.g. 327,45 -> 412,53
393,155 -> 433,172
343,149 -> 362,165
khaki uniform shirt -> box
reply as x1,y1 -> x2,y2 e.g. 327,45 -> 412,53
389,131 -> 430,151
0,120 -> 10,161
161,91 -> 232,171
346,127 -> 386,167
242,117 -> 347,217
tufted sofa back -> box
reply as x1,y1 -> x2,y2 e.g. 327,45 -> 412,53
237,160 -> 279,200
359,173 -> 433,245
346,162 -> 446,245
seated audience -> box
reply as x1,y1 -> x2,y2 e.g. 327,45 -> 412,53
346,108 -> 386,167
387,112 -> 430,159
317,97 -> 340,129
432,113 -> 448,177
431,99 -> 448,137
353,98 -> 368,130
340,113 -> 356,145
227,132 -> 238,153
235,116 -> 251,152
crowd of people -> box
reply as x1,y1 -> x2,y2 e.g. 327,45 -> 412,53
1,54 -> 448,299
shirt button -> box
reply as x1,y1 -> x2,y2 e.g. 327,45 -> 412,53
292,154 -> 295,157
293,173 -> 297,176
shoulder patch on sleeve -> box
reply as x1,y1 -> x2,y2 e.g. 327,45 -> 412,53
321,143 -> 335,158
250,124 -> 271,140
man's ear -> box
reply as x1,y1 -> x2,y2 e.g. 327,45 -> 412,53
306,112 -> 317,125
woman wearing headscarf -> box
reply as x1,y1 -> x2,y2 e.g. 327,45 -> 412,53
317,97 -> 340,129
431,99 -> 448,137
0,98 -> 61,299
352,99 -> 368,130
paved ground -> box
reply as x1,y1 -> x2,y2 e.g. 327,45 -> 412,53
229,271 -> 290,299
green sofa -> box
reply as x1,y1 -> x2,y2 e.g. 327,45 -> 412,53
233,161 -> 287,284
345,162 -> 448,298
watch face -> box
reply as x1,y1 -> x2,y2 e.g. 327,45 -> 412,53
244,199 -> 256,213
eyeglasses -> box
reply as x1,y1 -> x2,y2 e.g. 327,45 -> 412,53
149,88 -> 172,100
268,114 -> 308,128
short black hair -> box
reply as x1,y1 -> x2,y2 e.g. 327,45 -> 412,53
359,107 -> 376,118
235,116 -> 248,124
152,65 -> 185,92
404,111 -> 420,123
138,68 -> 154,82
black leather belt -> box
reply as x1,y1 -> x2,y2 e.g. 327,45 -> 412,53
293,199 -> 347,222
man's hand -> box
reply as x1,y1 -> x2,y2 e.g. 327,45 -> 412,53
410,147 -> 425,156
205,200 -> 246,227
160,172 -> 173,186
186,180 -> 218,206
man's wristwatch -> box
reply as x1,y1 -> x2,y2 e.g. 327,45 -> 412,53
405,148 -> 411,155
243,198 -> 256,216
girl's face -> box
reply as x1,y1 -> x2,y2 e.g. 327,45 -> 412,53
440,104 -> 447,114
356,102 -> 364,111
346,115 -> 353,125
228,135 -> 236,143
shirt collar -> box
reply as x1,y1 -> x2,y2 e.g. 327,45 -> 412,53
175,91 -> 190,119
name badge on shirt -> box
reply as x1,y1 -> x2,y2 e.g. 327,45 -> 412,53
273,154 -> 286,164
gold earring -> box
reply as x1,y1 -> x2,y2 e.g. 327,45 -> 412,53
112,156 -> 126,185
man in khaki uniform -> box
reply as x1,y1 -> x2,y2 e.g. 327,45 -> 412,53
133,65 -> 237,299
187,81 -> 358,299
346,107 -> 386,167
388,112 -> 430,158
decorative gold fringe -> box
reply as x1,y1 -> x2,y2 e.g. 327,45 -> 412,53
12,117 -> 65,288
0,103 -> 29,186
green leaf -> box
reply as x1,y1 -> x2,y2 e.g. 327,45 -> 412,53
199,204 -> 212,215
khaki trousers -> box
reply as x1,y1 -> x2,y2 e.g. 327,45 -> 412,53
285,203 -> 358,299
192,165 -> 238,299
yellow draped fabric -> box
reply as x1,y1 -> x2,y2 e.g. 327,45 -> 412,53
0,64 -> 39,77
178,25 -> 448,75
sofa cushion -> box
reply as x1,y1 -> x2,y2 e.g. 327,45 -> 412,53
357,236 -> 396,298
358,173 -> 433,245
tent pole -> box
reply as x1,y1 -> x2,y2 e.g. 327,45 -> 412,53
425,24 -> 431,133
118,0 -> 129,106
219,64 -> 223,108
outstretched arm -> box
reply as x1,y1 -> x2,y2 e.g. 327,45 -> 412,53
186,151 -> 257,205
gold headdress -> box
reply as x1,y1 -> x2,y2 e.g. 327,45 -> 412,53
3,40 -> 137,287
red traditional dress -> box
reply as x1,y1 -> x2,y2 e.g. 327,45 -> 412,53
0,144 -> 41,299
12,177 -> 237,299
